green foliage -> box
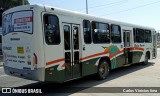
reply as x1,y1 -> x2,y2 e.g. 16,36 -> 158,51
0,0 -> 29,26
0,0 -> 29,10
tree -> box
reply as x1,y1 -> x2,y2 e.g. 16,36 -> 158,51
0,0 -> 29,26
0,0 -> 29,10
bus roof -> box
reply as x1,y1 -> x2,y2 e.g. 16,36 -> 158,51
3,4 -> 155,30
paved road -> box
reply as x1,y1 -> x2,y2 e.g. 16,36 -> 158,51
0,49 -> 160,96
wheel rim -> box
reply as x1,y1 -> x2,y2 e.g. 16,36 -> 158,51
99,64 -> 106,74
99,62 -> 109,78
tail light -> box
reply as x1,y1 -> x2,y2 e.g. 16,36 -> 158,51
33,53 -> 38,69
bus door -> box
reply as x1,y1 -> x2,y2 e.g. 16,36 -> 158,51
153,31 -> 157,58
123,30 -> 132,64
63,23 -> 81,80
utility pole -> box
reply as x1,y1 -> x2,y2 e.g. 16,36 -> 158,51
22,0 -> 24,5
86,0 -> 88,14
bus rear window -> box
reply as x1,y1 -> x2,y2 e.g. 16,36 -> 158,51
2,11 -> 33,35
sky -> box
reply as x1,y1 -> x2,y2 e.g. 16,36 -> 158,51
29,0 -> 160,31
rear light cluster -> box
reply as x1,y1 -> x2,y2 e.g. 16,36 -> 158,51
33,53 -> 38,69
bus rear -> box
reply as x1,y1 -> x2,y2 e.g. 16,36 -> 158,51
2,5 -> 45,81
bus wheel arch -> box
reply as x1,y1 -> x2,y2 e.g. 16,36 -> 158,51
97,57 -> 111,80
143,51 -> 150,65
146,51 -> 150,60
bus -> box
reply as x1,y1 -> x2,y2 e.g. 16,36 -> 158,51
2,5 -> 157,83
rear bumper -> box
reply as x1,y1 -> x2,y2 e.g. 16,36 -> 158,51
4,65 -> 45,81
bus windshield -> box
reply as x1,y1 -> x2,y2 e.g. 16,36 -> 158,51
2,10 -> 33,35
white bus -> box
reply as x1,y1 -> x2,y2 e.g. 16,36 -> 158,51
2,5 -> 157,82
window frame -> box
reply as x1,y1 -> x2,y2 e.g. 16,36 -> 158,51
43,14 -> 61,45
83,20 -> 92,44
64,25 -> 71,50
135,28 -> 145,43
111,24 -> 122,43
2,10 -> 33,36
145,29 -> 152,43
92,21 -> 110,44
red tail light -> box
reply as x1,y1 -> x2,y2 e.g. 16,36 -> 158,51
33,53 -> 38,65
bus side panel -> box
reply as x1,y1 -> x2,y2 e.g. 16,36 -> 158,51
111,25 -> 126,69
42,14 -> 65,83
30,7 -> 46,81
82,58 -> 99,76
45,65 -> 65,83
132,51 -> 143,63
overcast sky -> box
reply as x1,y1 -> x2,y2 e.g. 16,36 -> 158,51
29,0 -> 160,31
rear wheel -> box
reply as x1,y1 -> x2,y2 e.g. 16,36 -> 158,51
97,60 -> 110,80
143,54 -> 149,65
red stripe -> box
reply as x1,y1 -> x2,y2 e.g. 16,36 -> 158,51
130,47 -> 144,51
46,47 -> 143,66
80,52 -> 107,61
118,50 -> 124,54
46,58 -> 65,66
109,50 -> 124,59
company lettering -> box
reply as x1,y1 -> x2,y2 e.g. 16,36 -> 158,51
14,17 -> 32,24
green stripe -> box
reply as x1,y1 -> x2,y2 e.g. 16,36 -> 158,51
44,51 -> 143,82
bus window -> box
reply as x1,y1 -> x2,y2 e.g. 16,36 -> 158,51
44,15 -> 60,45
145,30 -> 152,43
135,28 -> 144,43
64,25 -> 70,50
83,20 -> 91,44
111,24 -> 121,43
92,21 -> 110,43
73,26 -> 79,49
133,28 -> 136,42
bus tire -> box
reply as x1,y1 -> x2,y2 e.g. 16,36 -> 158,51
97,60 -> 110,80
142,54 -> 149,65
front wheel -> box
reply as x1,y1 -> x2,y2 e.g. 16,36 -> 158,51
97,60 -> 110,80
